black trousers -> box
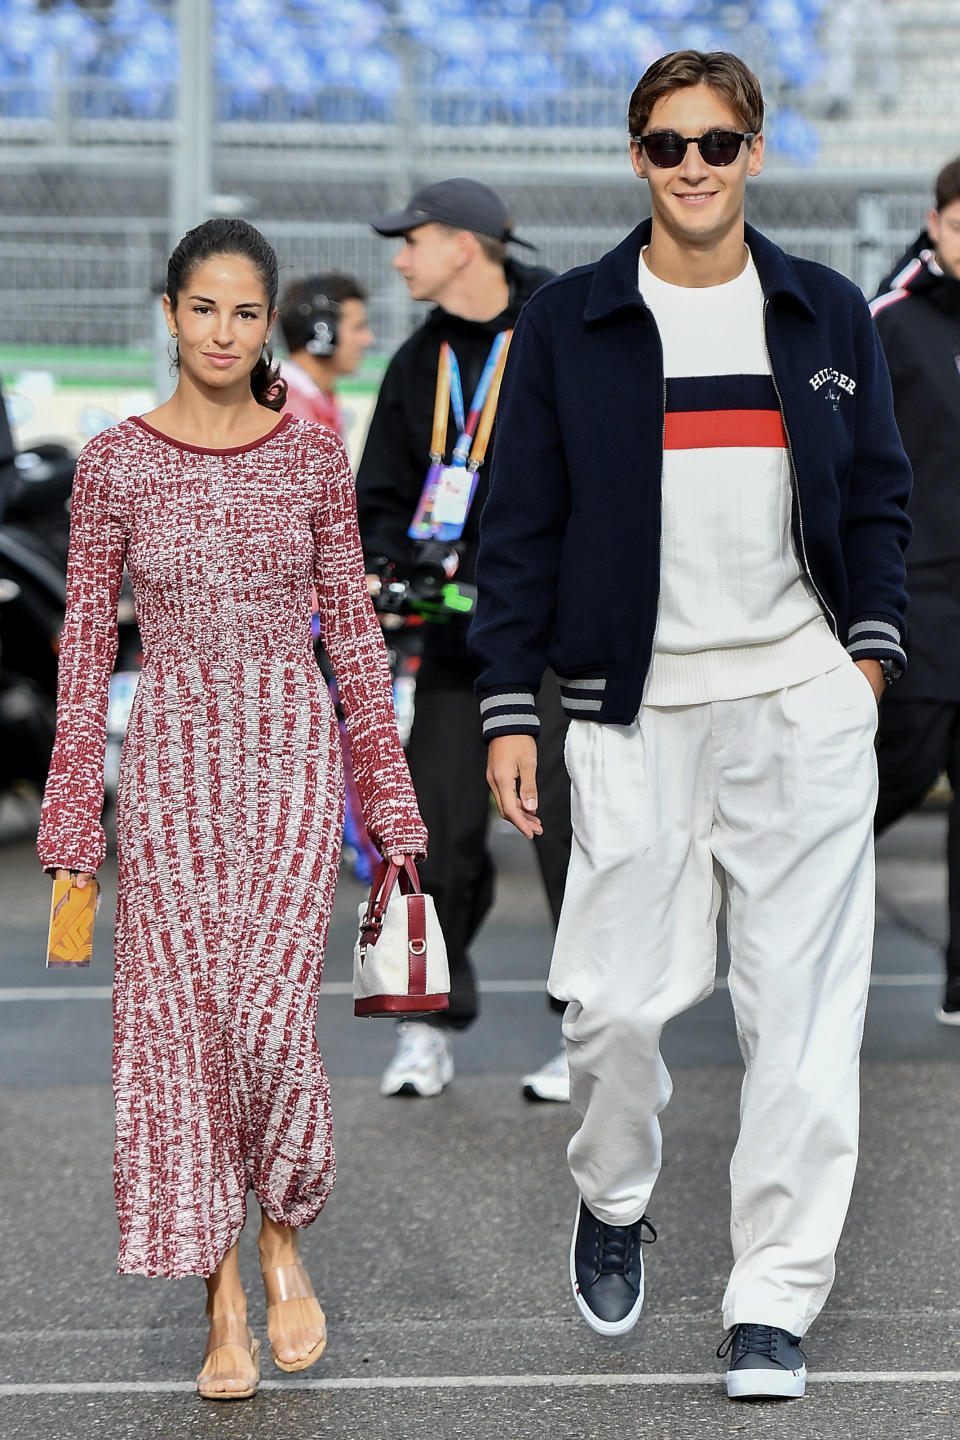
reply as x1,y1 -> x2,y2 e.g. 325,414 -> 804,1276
874,695 -> 960,976
405,661 -> 572,1028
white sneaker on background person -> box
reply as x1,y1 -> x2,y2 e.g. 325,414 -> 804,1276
380,1020 -> 454,1097
935,974 -> 960,1026
522,1048 -> 570,1103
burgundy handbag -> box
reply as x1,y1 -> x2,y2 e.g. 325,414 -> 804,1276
353,858 -> 450,1018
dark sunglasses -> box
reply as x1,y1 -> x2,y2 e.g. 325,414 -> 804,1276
633,129 -> 756,168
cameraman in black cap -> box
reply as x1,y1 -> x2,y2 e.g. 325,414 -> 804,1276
357,178 -> 572,1102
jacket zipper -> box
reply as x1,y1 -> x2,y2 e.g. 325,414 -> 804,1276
763,298 -> 839,639
639,315 -> 666,705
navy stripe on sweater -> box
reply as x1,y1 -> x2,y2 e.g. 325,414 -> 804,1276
666,374 -> 779,412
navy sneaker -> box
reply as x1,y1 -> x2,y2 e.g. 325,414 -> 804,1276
720,1323 -> 807,1399
569,1198 -> 656,1336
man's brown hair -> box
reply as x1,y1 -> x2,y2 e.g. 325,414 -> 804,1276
628,50 -> 764,138
436,223 -> 508,269
935,157 -> 960,212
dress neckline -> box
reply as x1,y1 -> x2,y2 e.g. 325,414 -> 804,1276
130,411 -> 292,456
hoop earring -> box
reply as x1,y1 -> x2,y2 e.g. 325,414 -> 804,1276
261,343 -> 272,365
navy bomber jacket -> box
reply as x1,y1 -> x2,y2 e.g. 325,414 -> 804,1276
469,219 -> 912,738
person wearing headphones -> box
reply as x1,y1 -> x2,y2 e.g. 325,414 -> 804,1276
278,274 -> 374,438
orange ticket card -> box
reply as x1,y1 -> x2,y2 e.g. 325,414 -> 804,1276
46,877 -> 99,969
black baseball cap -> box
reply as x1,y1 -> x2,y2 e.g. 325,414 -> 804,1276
370,178 -> 536,249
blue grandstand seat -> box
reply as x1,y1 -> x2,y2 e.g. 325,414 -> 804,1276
0,0 -> 823,153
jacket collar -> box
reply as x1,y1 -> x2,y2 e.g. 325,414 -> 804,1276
896,250 -> 960,321
584,218 -> 817,324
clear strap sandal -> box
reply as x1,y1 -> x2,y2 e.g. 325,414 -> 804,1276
196,1312 -> 260,1401
261,1261 -> 328,1373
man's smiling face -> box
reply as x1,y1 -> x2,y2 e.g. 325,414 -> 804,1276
630,82 -> 764,252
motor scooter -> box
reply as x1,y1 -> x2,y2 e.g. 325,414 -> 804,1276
0,444 -> 70,796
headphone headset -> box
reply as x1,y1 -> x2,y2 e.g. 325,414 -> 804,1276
299,284 -> 341,357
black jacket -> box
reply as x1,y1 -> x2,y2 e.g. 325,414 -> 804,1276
0,376 -> 16,521
470,221 -> 912,737
0,381 -> 13,472
871,236 -> 960,698
356,258 -> 553,663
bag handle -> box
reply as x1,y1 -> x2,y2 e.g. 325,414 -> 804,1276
371,857 -> 421,910
359,857 -> 422,951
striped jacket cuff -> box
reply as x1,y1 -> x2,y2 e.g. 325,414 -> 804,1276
846,615 -> 907,674
479,689 -> 540,742
557,674 -> 607,715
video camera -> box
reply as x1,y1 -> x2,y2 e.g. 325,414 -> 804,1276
368,544 -> 477,622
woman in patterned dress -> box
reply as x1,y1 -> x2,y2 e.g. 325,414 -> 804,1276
38,219 -> 427,1400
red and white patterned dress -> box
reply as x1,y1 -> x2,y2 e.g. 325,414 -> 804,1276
38,412 -> 426,1278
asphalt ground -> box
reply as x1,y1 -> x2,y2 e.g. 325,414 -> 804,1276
1,801 -> 959,1440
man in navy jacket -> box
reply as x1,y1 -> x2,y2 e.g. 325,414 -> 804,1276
470,50 -> 911,1400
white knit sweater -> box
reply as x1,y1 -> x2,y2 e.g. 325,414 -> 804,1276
639,249 -> 844,705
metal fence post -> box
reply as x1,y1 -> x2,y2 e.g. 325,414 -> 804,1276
173,0 -> 213,241
855,191 -> 892,299
160,0 -> 214,402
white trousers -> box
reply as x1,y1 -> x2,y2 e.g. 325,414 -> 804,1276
550,661 -> 879,1336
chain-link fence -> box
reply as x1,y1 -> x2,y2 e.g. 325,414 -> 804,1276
0,171 -> 936,363
1,1 -> 956,365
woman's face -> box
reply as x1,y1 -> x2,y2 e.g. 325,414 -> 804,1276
163,253 -> 276,395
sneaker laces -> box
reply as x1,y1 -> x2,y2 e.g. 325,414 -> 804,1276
716,1323 -> 805,1362
596,1214 -> 657,1276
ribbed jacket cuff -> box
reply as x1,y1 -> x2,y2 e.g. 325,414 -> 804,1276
845,615 -> 907,674
479,688 -> 540,742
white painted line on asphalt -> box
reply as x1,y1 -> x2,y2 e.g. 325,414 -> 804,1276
3,1371 -> 960,1396
0,982 -> 552,1000
0,982 -> 550,1001
0,987 -> 114,1001
867,974 -> 948,986
715,974 -> 945,990
0,976 -> 947,1003
4,1307 -> 960,1340
476,980 -> 552,992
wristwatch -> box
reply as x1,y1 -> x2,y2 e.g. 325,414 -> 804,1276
879,658 -> 903,685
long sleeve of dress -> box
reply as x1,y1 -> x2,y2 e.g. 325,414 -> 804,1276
37,440 -> 126,873
309,433 -> 427,856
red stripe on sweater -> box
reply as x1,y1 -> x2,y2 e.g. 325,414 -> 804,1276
664,409 -> 787,450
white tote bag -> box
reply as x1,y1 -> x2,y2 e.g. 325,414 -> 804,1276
353,858 -> 450,1018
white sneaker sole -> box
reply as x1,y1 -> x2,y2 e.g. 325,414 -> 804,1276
379,1063 -> 453,1098
379,1075 -> 446,1097
379,1060 -> 453,1098
726,1364 -> 806,1399
568,1205 -> 645,1337
935,1007 -> 960,1026
522,1079 -> 570,1103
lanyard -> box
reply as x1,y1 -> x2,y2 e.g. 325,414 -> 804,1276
465,330 -> 511,471
410,330 -> 513,546
430,332 -> 511,469
429,344 -> 451,462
